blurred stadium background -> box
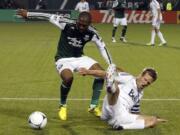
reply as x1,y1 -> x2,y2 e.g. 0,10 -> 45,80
0,0 -> 180,135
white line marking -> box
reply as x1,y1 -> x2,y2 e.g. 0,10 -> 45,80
0,98 -> 180,101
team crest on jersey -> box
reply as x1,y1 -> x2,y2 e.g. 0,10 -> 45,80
84,35 -> 90,41
67,37 -> 82,48
70,26 -> 75,30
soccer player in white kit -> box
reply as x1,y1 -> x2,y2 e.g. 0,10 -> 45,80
147,0 -> 167,46
78,64 -> 167,130
75,0 -> 89,12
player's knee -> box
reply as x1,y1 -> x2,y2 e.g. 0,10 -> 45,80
62,76 -> 74,87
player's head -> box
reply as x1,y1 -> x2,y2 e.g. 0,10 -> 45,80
76,11 -> 92,33
136,68 -> 157,90
148,0 -> 153,2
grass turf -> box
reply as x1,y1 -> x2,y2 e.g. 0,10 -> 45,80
0,22 -> 180,135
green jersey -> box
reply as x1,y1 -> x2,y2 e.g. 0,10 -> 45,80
112,0 -> 127,18
55,23 -> 104,61
27,12 -> 112,64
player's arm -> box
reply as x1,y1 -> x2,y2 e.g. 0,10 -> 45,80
91,32 -> 125,71
78,68 -> 106,78
17,9 -> 51,20
91,34 -> 112,65
17,9 -> 73,30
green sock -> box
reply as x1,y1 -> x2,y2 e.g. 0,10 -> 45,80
112,27 -> 117,37
90,78 -> 104,106
60,83 -> 71,105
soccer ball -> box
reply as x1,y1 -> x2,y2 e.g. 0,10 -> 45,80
28,111 -> 47,129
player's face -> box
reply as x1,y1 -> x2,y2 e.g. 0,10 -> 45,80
137,73 -> 154,90
77,17 -> 90,33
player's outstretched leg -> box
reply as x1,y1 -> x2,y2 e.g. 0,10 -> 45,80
88,63 -> 104,117
112,27 -> 117,42
58,69 -> 73,120
157,31 -> 167,46
88,78 -> 104,117
120,26 -> 127,43
146,29 -> 156,46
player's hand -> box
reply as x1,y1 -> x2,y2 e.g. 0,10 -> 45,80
17,9 -> 28,18
157,118 -> 168,123
78,68 -> 88,76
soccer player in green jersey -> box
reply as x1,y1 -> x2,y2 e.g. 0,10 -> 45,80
17,9 -> 112,120
111,0 -> 128,43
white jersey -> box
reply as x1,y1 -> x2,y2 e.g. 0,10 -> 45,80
75,1 -> 89,12
115,72 -> 143,111
101,72 -> 143,124
150,0 -> 162,20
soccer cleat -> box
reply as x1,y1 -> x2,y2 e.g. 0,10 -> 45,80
88,106 -> 102,117
58,105 -> 67,120
158,42 -> 167,46
120,37 -> 127,43
106,64 -> 117,93
112,37 -> 116,43
146,42 -> 155,46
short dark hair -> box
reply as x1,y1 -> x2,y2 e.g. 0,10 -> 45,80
78,11 -> 92,24
142,68 -> 158,81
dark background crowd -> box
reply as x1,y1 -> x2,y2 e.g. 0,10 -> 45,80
0,0 -> 180,11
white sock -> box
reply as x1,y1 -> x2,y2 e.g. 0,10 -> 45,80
157,31 -> 166,43
151,30 -> 156,44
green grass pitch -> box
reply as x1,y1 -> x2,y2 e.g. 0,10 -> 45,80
0,22 -> 180,135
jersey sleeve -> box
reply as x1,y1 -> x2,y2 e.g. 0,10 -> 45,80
91,34 -> 112,65
27,12 -> 51,20
27,12 -> 75,30
49,15 -> 66,30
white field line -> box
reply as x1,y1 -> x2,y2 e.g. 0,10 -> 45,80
0,97 -> 180,101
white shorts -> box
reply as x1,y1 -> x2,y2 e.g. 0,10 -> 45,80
152,16 -> 162,29
101,96 -> 144,129
113,17 -> 127,27
55,56 -> 97,74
